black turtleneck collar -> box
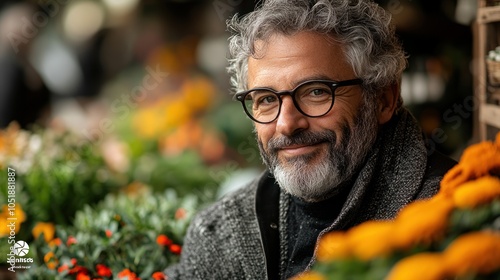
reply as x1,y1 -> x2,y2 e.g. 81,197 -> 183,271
284,181 -> 352,279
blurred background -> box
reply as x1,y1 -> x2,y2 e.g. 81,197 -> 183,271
0,0 -> 481,278
0,0 -> 476,159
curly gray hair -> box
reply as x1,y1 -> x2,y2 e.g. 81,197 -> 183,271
227,0 -> 407,109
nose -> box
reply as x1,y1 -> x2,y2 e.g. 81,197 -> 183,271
275,96 -> 309,136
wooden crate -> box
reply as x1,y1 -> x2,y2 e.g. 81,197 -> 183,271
473,0 -> 500,141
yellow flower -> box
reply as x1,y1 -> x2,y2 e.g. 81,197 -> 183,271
316,231 -> 351,262
0,204 -> 26,236
32,222 -> 55,242
392,196 -> 454,249
291,271 -> 326,280
133,107 -> 167,139
346,220 -> 395,260
182,76 -> 215,112
386,253 -> 448,280
444,231 -> 500,277
164,99 -> 192,129
452,176 -> 500,208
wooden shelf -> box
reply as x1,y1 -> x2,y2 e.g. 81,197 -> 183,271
474,1 -> 500,141
480,104 -> 500,128
478,6 -> 500,23
486,86 -> 500,102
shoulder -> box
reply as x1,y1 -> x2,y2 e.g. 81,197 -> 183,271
194,176 -> 259,228
179,183 -> 258,253
164,175 -> 264,279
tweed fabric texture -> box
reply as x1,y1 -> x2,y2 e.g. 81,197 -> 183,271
165,108 -> 449,279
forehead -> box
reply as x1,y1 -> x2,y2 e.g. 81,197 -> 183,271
248,31 -> 355,89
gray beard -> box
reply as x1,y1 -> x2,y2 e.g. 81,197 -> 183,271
257,101 -> 378,202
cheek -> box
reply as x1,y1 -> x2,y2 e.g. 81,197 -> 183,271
321,99 -> 363,130
255,124 -> 274,148
314,111 -> 351,131
312,114 -> 354,145
331,103 -> 359,123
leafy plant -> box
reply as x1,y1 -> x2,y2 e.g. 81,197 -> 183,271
0,124 -> 127,245
17,188 -> 204,280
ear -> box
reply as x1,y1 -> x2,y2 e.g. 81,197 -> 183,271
377,83 -> 399,125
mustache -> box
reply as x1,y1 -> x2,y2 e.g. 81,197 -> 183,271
267,130 -> 337,152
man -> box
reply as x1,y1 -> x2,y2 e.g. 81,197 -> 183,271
165,0 -> 457,279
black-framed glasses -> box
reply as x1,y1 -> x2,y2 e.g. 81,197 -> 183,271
234,79 -> 363,124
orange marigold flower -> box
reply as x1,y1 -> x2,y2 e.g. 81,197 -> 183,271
49,237 -> 62,247
346,220 -> 395,260
169,244 -> 182,255
386,253 -> 448,280
156,234 -> 173,246
440,137 -> 500,196
67,236 -> 77,246
444,231 -> 500,277
290,271 -> 326,280
316,231 -> 351,262
152,271 -> 167,280
117,268 -> 140,280
32,222 -> 55,242
96,264 -> 112,277
44,251 -> 58,270
439,165 -> 473,197
393,196 -> 454,249
452,176 -> 500,208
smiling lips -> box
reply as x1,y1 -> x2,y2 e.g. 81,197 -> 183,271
279,142 -> 326,157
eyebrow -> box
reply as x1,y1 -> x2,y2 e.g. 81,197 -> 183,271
252,74 -> 340,90
293,75 -> 336,87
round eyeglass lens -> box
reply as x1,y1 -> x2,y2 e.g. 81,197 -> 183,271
243,90 -> 280,123
294,82 -> 334,116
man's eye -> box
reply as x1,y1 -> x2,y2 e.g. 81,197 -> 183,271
257,95 -> 278,105
303,88 -> 331,99
310,89 -> 328,96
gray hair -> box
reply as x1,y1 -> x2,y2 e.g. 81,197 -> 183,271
227,0 -> 407,109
